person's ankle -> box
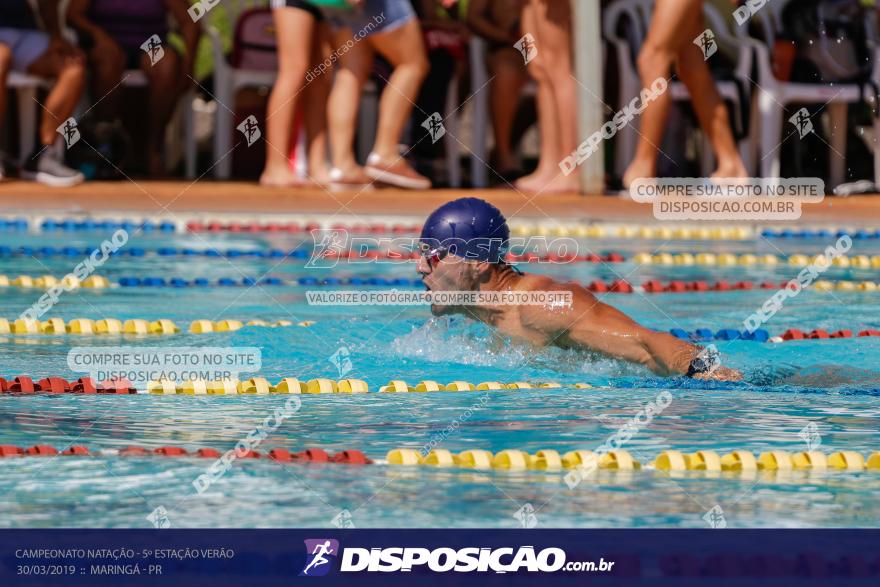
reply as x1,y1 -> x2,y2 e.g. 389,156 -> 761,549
367,149 -> 399,163
334,159 -> 360,172
262,162 -> 292,175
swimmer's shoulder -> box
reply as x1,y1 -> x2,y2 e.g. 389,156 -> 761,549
515,273 -> 593,298
515,275 -> 596,331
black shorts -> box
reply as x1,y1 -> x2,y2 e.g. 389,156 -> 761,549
272,0 -> 324,21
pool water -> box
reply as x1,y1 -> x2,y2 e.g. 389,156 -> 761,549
0,228 -> 879,528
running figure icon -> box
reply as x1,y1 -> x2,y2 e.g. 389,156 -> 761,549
302,540 -> 336,575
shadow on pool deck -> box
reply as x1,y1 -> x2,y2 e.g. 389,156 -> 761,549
1,180 -> 880,224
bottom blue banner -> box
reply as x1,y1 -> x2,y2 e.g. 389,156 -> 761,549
1,529 -> 877,586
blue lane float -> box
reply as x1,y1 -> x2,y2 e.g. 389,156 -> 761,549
37,219 -> 177,232
669,328 -> 770,342
761,228 -> 880,239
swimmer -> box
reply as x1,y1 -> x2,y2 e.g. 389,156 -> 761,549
416,198 -> 743,381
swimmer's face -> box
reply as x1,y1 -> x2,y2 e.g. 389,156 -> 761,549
417,253 -> 484,315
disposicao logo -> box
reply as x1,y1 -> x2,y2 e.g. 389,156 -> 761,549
300,539 -> 339,577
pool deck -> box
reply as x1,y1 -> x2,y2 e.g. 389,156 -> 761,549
1,180 -> 880,224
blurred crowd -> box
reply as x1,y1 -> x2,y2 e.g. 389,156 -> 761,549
1,0 -> 878,193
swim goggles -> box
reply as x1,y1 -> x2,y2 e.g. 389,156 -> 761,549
418,242 -> 449,267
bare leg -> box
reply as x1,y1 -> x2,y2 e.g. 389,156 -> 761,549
0,43 -> 12,123
27,47 -> 86,145
0,44 -> 9,176
141,49 -> 181,176
675,9 -> 746,179
0,44 -> 10,139
261,7 -> 316,186
489,47 -> 528,175
366,19 -> 429,161
532,0 -> 578,193
326,27 -> 373,181
623,0 -> 745,187
515,0 -> 555,190
515,0 -> 577,193
302,21 -> 333,184
86,40 -> 125,122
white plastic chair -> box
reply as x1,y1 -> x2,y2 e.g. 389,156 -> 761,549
193,0 -> 276,179
735,0 -> 880,188
6,72 -> 49,163
602,0 -> 755,178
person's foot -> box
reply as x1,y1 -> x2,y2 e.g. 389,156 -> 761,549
328,166 -> 373,190
527,172 -> 580,195
513,166 -> 556,191
364,153 -> 431,190
260,166 -> 308,187
22,144 -> 84,187
306,166 -> 332,186
711,160 -> 749,181
514,166 -> 579,194
622,159 -> 657,190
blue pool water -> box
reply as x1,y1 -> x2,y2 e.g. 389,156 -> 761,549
0,228 -> 879,528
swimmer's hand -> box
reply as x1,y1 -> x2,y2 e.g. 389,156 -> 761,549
691,366 -> 743,382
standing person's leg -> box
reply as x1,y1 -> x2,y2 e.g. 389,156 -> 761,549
364,17 -> 431,189
489,46 -> 528,179
623,0 -> 745,186
0,43 -> 11,177
301,20 -> 333,184
0,43 -> 10,125
326,27 -> 374,185
674,9 -> 746,179
514,0 -> 563,192
141,47 -> 181,176
621,0 -> 690,188
528,0 -> 577,193
261,5 -> 318,186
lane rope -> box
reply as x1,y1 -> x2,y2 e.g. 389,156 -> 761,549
10,246 -> 880,268
633,252 -> 880,268
0,246 -> 628,263
0,319 -> 873,342
0,377 -> 591,394
0,444 -> 371,464
0,318 -> 314,336
669,327 -> 880,342
1,444 -> 877,476
7,215 -> 878,240
4,275 -> 880,293
387,448 -> 880,473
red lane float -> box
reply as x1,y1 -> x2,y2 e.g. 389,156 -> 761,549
188,221 -> 424,234
0,444 -> 373,464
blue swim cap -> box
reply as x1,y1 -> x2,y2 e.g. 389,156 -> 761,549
420,198 -> 509,262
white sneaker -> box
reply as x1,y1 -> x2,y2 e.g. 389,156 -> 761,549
22,143 -> 84,187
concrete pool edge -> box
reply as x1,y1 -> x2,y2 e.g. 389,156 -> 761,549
2,181 -> 880,224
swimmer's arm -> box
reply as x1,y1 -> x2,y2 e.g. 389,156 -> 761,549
564,301 -> 697,376
532,286 -> 740,379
